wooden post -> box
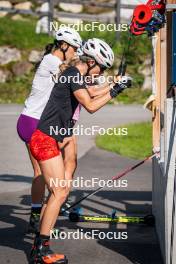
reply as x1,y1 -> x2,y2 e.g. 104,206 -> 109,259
160,27 -> 167,115
48,0 -> 54,36
159,26 -> 167,161
152,31 -> 161,151
115,0 -> 121,41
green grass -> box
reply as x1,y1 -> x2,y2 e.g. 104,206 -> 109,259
0,16 -> 52,51
0,17 -> 152,56
0,16 -> 152,104
96,122 -> 152,159
0,73 -> 33,103
117,88 -> 151,105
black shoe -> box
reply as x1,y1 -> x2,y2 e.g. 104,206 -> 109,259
29,236 -> 68,264
28,213 -> 40,234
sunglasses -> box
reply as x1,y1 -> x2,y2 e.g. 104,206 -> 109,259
70,45 -> 78,52
99,64 -> 107,72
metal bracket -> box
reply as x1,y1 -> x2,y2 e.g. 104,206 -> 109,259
166,4 -> 176,10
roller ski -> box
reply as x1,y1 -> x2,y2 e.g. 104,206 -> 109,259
30,235 -> 68,264
28,212 -> 40,234
68,208 -> 155,226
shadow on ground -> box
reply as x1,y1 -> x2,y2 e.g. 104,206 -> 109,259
0,147 -> 163,264
0,186 -> 163,264
0,174 -> 32,183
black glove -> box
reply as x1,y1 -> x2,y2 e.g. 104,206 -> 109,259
110,76 -> 132,98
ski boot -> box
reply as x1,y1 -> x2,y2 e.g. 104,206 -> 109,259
30,235 -> 68,264
28,212 -> 40,234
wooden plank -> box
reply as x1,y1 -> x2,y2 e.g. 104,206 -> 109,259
160,26 -> 167,119
167,0 -> 176,4
54,0 -> 136,9
55,0 -> 115,8
153,32 -> 161,150
54,10 -> 115,23
159,26 -> 167,162
0,7 -> 48,16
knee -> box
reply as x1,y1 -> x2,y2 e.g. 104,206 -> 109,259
51,186 -> 68,204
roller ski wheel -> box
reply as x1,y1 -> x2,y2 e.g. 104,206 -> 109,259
69,207 -> 83,222
29,237 -> 68,264
28,213 -> 40,234
144,214 -> 155,226
69,212 -> 79,222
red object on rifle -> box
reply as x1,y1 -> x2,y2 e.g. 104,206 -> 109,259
133,5 -> 153,25
130,0 -> 166,36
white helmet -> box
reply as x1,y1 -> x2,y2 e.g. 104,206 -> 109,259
83,38 -> 114,68
55,26 -> 82,48
77,40 -> 85,57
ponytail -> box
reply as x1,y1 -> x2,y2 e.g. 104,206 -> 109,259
35,40 -> 62,70
43,43 -> 55,56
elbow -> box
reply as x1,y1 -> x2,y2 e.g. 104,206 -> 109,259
88,90 -> 96,98
87,109 -> 95,114
87,87 -> 98,98
85,104 -> 96,114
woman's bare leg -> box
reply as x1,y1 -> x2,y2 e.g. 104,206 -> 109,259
39,136 -> 77,223
62,136 -> 77,185
26,144 -> 45,204
39,155 -> 67,235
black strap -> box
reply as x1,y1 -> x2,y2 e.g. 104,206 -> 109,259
86,62 -> 97,76
60,46 -> 69,61
118,32 -> 132,76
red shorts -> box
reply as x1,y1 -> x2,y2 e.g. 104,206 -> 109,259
29,129 -> 60,161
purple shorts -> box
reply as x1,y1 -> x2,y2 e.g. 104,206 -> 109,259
17,114 -> 39,144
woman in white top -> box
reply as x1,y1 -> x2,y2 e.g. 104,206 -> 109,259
16,26 -> 82,232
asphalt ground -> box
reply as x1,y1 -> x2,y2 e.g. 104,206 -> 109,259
0,104 -> 163,264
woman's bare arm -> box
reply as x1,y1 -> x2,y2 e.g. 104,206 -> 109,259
87,83 -> 111,97
73,88 -> 112,114
73,75 -> 132,113
87,76 -> 122,98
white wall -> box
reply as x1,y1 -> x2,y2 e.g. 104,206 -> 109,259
153,98 -> 176,264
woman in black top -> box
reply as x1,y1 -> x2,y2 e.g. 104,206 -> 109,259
29,38 -> 132,264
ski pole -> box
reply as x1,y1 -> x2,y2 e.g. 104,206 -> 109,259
62,152 -> 158,213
